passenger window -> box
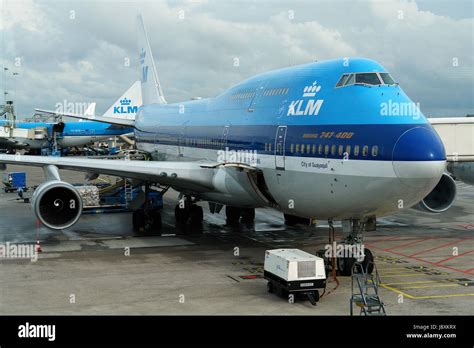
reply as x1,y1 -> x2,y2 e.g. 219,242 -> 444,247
324,145 -> 329,155
268,143 -> 272,151
318,144 -> 323,155
372,145 -> 378,157
362,145 -> 369,156
290,144 -> 294,153
307,144 -> 311,154
331,145 -> 336,156
338,145 -> 343,156
354,145 -> 359,156
301,144 -> 305,154
312,144 -> 316,155
345,145 -> 351,156
296,144 -> 300,153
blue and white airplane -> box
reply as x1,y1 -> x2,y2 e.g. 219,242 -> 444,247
0,82 -> 140,151
0,15 -> 455,274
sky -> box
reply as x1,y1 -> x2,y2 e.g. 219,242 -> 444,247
0,0 -> 473,118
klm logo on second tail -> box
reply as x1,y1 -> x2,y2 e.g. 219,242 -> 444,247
113,98 -> 138,114
287,81 -> 324,116
140,48 -> 148,83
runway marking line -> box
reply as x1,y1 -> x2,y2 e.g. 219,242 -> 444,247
367,244 -> 473,274
377,258 -> 474,299
409,239 -> 470,257
383,237 -> 434,251
434,250 -> 474,265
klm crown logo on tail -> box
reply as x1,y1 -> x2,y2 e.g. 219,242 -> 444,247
113,97 -> 138,114
288,81 -> 324,116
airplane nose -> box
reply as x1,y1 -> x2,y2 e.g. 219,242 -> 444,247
392,126 -> 446,188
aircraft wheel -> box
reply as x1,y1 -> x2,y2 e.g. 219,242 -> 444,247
151,209 -> 162,232
337,256 -> 356,276
189,204 -> 203,234
226,206 -> 241,225
175,204 -> 190,226
362,248 -> 374,274
241,208 -> 255,224
132,210 -> 146,232
284,214 -> 309,226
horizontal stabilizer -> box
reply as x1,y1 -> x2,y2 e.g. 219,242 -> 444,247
34,109 -> 135,127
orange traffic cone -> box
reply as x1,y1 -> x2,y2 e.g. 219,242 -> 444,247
36,240 -> 42,253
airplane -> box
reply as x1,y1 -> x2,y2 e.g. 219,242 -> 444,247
0,15 -> 454,275
0,81 -> 141,153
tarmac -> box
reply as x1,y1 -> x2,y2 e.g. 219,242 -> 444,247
0,164 -> 472,315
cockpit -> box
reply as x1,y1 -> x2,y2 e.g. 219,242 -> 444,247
335,72 -> 397,87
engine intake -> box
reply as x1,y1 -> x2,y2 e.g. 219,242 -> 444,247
415,173 -> 457,213
32,180 -> 83,230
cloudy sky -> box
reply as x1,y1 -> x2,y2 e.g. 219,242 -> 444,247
0,0 -> 473,118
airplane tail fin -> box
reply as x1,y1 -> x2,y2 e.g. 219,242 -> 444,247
137,14 -> 166,105
79,102 -> 96,122
103,81 -> 142,120
84,103 -> 96,116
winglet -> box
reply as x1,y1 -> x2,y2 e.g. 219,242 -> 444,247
137,14 -> 166,105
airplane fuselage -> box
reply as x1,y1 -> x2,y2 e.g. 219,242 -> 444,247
134,58 -> 446,219
0,120 -> 133,150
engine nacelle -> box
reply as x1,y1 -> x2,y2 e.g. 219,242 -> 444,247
448,162 -> 474,186
415,173 -> 457,213
31,180 -> 83,230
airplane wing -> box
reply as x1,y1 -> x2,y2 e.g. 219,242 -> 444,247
34,109 -> 135,127
0,154 -> 216,193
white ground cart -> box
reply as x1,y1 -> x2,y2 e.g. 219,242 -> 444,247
264,249 -> 326,305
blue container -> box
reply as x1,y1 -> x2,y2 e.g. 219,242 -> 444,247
2,172 -> 27,192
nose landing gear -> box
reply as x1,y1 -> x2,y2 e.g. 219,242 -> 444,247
333,218 -> 374,276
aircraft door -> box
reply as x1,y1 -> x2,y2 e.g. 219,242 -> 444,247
178,126 -> 186,158
275,126 -> 287,170
221,126 -> 229,150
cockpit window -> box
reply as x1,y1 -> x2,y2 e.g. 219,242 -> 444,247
335,72 -> 397,87
345,74 -> 355,85
336,74 -> 350,87
355,73 -> 382,85
379,72 -> 396,85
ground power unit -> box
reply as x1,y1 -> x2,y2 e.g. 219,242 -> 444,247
264,249 -> 326,305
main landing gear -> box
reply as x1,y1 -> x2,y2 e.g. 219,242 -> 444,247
225,206 -> 255,226
174,196 -> 204,234
334,219 -> 374,276
284,213 -> 310,226
132,183 -> 163,235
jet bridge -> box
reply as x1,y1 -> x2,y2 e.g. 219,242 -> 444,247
429,117 -> 474,185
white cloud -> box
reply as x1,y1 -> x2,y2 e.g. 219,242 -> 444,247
0,0 -> 472,118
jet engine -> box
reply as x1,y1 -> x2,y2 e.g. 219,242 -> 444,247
31,180 -> 83,230
415,173 -> 457,213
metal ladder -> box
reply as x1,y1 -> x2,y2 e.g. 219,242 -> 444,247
350,260 -> 386,316
124,180 -> 133,208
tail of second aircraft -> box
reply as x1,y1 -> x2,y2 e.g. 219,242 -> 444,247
137,14 -> 166,105
103,81 -> 143,120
